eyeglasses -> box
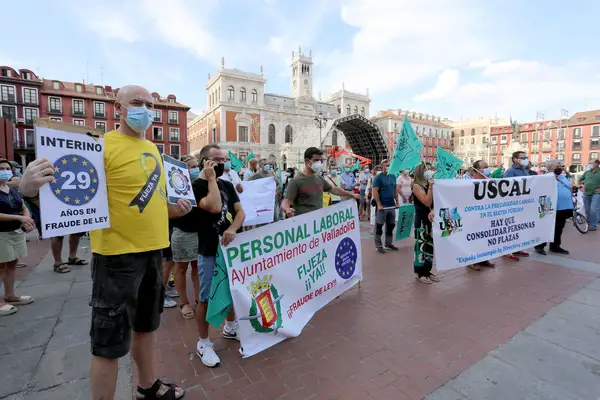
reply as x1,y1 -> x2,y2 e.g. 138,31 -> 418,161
208,157 -> 226,163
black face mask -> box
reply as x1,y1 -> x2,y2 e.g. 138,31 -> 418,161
214,163 -> 225,178
554,168 -> 563,176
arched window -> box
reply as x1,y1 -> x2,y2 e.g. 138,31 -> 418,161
332,130 -> 338,146
471,128 -> 475,135
345,105 -> 350,115
282,154 -> 287,170
451,130 -> 454,137
337,105 -> 341,114
268,124 -> 276,144
228,86 -> 234,100
285,125 -> 293,143
460,130 -> 465,137
361,107 -> 365,117
251,89 -> 258,103
240,87 -> 246,101
353,106 -> 358,115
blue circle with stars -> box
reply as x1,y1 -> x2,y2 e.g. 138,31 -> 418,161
335,237 -> 357,280
49,154 -> 100,206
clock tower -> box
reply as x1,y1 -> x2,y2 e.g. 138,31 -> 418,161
290,46 -> 313,99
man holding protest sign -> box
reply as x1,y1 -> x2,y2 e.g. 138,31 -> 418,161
193,144 -> 246,368
282,147 -> 359,217
467,160 -> 496,271
502,151 -> 532,260
372,159 -> 400,253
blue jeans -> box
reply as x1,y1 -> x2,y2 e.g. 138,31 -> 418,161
197,255 -> 216,303
583,193 -> 600,229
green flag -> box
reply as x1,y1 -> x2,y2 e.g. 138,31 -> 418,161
247,152 -> 255,162
206,246 -> 232,328
389,116 -> 423,175
490,167 -> 504,178
341,164 -> 345,172
434,147 -> 463,179
352,160 -> 360,171
228,151 -> 244,172
395,204 -> 415,241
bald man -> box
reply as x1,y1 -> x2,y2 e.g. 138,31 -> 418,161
89,85 -> 188,399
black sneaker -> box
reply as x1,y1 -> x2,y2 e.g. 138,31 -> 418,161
386,244 -> 399,251
550,247 -> 569,255
535,248 -> 547,256
376,247 -> 385,254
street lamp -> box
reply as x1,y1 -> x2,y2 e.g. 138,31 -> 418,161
314,112 -> 329,147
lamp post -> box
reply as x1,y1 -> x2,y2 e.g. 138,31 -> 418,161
314,112 -> 329,148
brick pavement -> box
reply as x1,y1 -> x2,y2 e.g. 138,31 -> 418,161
144,226 -> 598,400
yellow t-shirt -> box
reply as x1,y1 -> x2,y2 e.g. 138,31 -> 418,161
90,131 -> 169,255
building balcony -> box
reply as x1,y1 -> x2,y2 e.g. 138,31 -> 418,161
168,119 -> 178,125
572,159 -> 581,164
572,145 -> 582,151
93,112 -> 107,119
153,117 -> 161,123
153,135 -> 163,141
169,136 -> 180,142
23,99 -> 38,106
0,94 -> 16,104
13,141 -> 35,150
72,110 -> 85,117
47,108 -> 62,115
24,118 -> 35,125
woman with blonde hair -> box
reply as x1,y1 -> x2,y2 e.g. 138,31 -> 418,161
412,163 -> 439,283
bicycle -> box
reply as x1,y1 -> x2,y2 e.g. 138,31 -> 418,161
571,192 -> 588,234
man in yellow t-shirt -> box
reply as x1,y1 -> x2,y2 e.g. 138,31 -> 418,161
88,85 -> 190,400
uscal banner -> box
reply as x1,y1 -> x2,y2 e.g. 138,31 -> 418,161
433,174 -> 558,271
222,200 -> 362,357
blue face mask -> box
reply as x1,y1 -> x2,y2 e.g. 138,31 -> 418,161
331,170 -> 338,175
483,168 -> 490,177
263,165 -> 271,172
189,167 -> 200,180
0,170 -> 13,182
224,161 -> 232,170
123,106 -> 153,133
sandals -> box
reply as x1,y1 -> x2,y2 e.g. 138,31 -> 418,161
67,257 -> 88,265
416,275 -> 432,284
0,304 -> 17,316
137,379 -> 185,399
428,274 -> 441,282
4,295 -> 34,305
53,263 -> 71,274
180,303 -> 195,320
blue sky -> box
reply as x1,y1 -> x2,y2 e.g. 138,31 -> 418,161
3,0 -> 600,122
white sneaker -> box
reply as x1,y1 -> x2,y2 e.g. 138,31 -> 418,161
165,286 -> 179,298
163,296 -> 177,308
222,322 -> 240,341
196,341 -> 220,367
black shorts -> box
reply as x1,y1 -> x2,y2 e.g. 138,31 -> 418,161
89,250 -> 164,359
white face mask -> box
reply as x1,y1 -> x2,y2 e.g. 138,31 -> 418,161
519,158 -> 529,168
424,170 -> 434,180
365,169 -> 370,173
587,164 -> 594,171
310,161 -> 323,173
376,171 -> 382,175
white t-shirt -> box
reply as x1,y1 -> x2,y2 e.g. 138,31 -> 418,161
220,169 -> 243,192
243,169 -> 256,181
396,174 -> 412,199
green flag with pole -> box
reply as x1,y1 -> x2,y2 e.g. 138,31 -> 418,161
352,160 -> 360,171
228,151 -> 244,172
247,152 -> 255,162
490,166 -> 504,178
206,246 -> 232,328
389,116 -> 423,175
434,147 -> 463,179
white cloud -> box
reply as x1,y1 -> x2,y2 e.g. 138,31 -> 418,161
415,69 -> 459,101
416,59 -> 600,120
316,0 -> 488,95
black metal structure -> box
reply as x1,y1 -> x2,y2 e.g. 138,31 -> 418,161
324,114 -> 389,166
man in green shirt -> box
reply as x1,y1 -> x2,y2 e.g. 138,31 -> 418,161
582,159 -> 600,230
282,147 -> 359,216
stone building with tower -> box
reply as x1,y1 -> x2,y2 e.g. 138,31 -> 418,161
187,47 -> 371,169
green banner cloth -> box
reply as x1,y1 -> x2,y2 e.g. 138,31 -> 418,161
352,160 -> 360,171
228,151 -> 244,172
206,246 -> 232,328
434,147 -> 463,179
396,204 -> 415,241
247,152 -> 255,162
389,116 -> 423,175
490,167 -> 504,178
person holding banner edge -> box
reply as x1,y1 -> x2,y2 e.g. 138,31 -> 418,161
412,163 -> 440,283
373,158 -> 400,253
468,160 -> 496,270
192,144 -> 245,368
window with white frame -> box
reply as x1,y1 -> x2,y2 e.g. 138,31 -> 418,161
557,153 -> 564,161
25,129 -> 35,147
73,99 -> 84,115
153,127 -> 163,140
251,89 -> 258,103
170,144 -> 180,159
95,121 -> 106,133
345,105 -> 350,115
96,87 -> 102,95
94,102 -> 105,117
361,107 -> 365,117
268,124 -> 276,144
49,117 -> 62,122
23,107 -> 38,124
23,88 -> 37,105
0,85 -> 16,102
75,84 -> 82,93
169,128 -> 180,141
573,139 -> 582,150
572,153 -> 581,161
228,86 -> 235,100
73,119 -> 85,126
592,126 -> 600,137
153,109 -> 162,122
156,144 -> 164,154
500,135 -> 507,144
52,81 -> 60,90
591,138 -> 600,149
168,97 -> 175,103
168,110 -> 178,123
1,105 -> 17,122
240,87 -> 246,101
590,152 -> 598,160
238,126 -> 248,142
21,71 -> 32,80
49,97 -> 61,112
573,128 -> 582,138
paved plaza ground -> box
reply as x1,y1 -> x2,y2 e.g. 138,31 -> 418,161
1,224 -> 599,399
